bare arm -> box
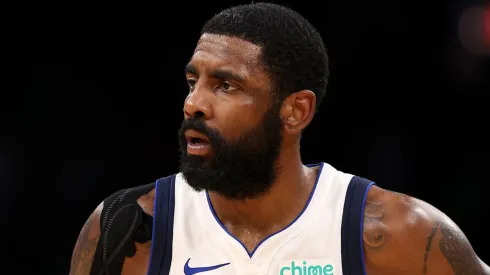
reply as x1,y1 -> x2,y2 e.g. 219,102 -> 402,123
70,202 -> 103,275
481,258 -> 490,274
363,186 -> 489,275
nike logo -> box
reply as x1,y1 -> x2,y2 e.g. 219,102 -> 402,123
183,258 -> 230,274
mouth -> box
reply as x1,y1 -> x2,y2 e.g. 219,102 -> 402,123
185,129 -> 212,156
185,129 -> 210,144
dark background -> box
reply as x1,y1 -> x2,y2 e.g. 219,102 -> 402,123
2,0 -> 489,273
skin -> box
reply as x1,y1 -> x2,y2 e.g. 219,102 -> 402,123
70,34 -> 489,274
363,185 -> 490,275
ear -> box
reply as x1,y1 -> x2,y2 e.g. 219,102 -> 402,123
280,90 -> 316,135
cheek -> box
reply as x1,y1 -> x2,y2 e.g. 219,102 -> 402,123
216,104 -> 259,138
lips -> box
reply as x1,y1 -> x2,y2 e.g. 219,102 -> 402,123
185,129 -> 210,144
185,129 -> 212,156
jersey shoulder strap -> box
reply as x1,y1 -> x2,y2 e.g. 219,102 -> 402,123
340,175 -> 376,275
147,174 -> 177,275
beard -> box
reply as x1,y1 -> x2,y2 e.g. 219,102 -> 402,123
177,103 -> 284,200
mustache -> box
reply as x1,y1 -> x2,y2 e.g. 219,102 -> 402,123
179,118 -> 221,143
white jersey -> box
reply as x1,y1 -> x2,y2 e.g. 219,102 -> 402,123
147,162 -> 375,275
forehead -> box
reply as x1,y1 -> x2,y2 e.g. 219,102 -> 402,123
189,34 -> 265,78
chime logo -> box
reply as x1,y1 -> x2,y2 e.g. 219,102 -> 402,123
279,260 -> 334,275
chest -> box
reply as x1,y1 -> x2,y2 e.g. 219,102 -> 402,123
168,220 -> 343,275
163,167 -> 351,274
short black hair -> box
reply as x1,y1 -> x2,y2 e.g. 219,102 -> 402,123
201,2 -> 329,112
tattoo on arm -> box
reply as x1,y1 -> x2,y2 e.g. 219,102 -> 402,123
70,209 -> 101,275
423,223 -> 438,274
363,199 -> 388,249
438,221 -> 484,275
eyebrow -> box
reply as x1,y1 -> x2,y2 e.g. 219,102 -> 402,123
185,63 -> 245,83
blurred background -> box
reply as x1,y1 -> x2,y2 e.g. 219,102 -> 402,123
2,0 -> 489,273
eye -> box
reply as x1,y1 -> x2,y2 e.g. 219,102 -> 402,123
218,81 -> 237,92
187,79 -> 197,91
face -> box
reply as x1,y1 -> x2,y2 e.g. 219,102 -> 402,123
178,33 -> 284,200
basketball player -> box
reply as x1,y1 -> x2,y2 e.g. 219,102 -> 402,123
70,3 -> 489,275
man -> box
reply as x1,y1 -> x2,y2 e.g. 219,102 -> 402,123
70,3 -> 489,275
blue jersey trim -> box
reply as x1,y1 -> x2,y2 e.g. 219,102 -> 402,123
340,176 -> 375,275
147,179 -> 159,274
205,162 -> 325,258
147,174 -> 176,275
360,181 -> 375,275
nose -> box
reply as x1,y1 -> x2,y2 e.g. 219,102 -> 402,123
183,83 -> 213,120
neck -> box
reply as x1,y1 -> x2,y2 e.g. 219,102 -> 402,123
207,144 -> 320,234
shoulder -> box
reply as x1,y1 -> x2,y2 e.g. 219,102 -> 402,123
362,185 -> 489,275
69,182 -> 157,275
103,182 -> 157,217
